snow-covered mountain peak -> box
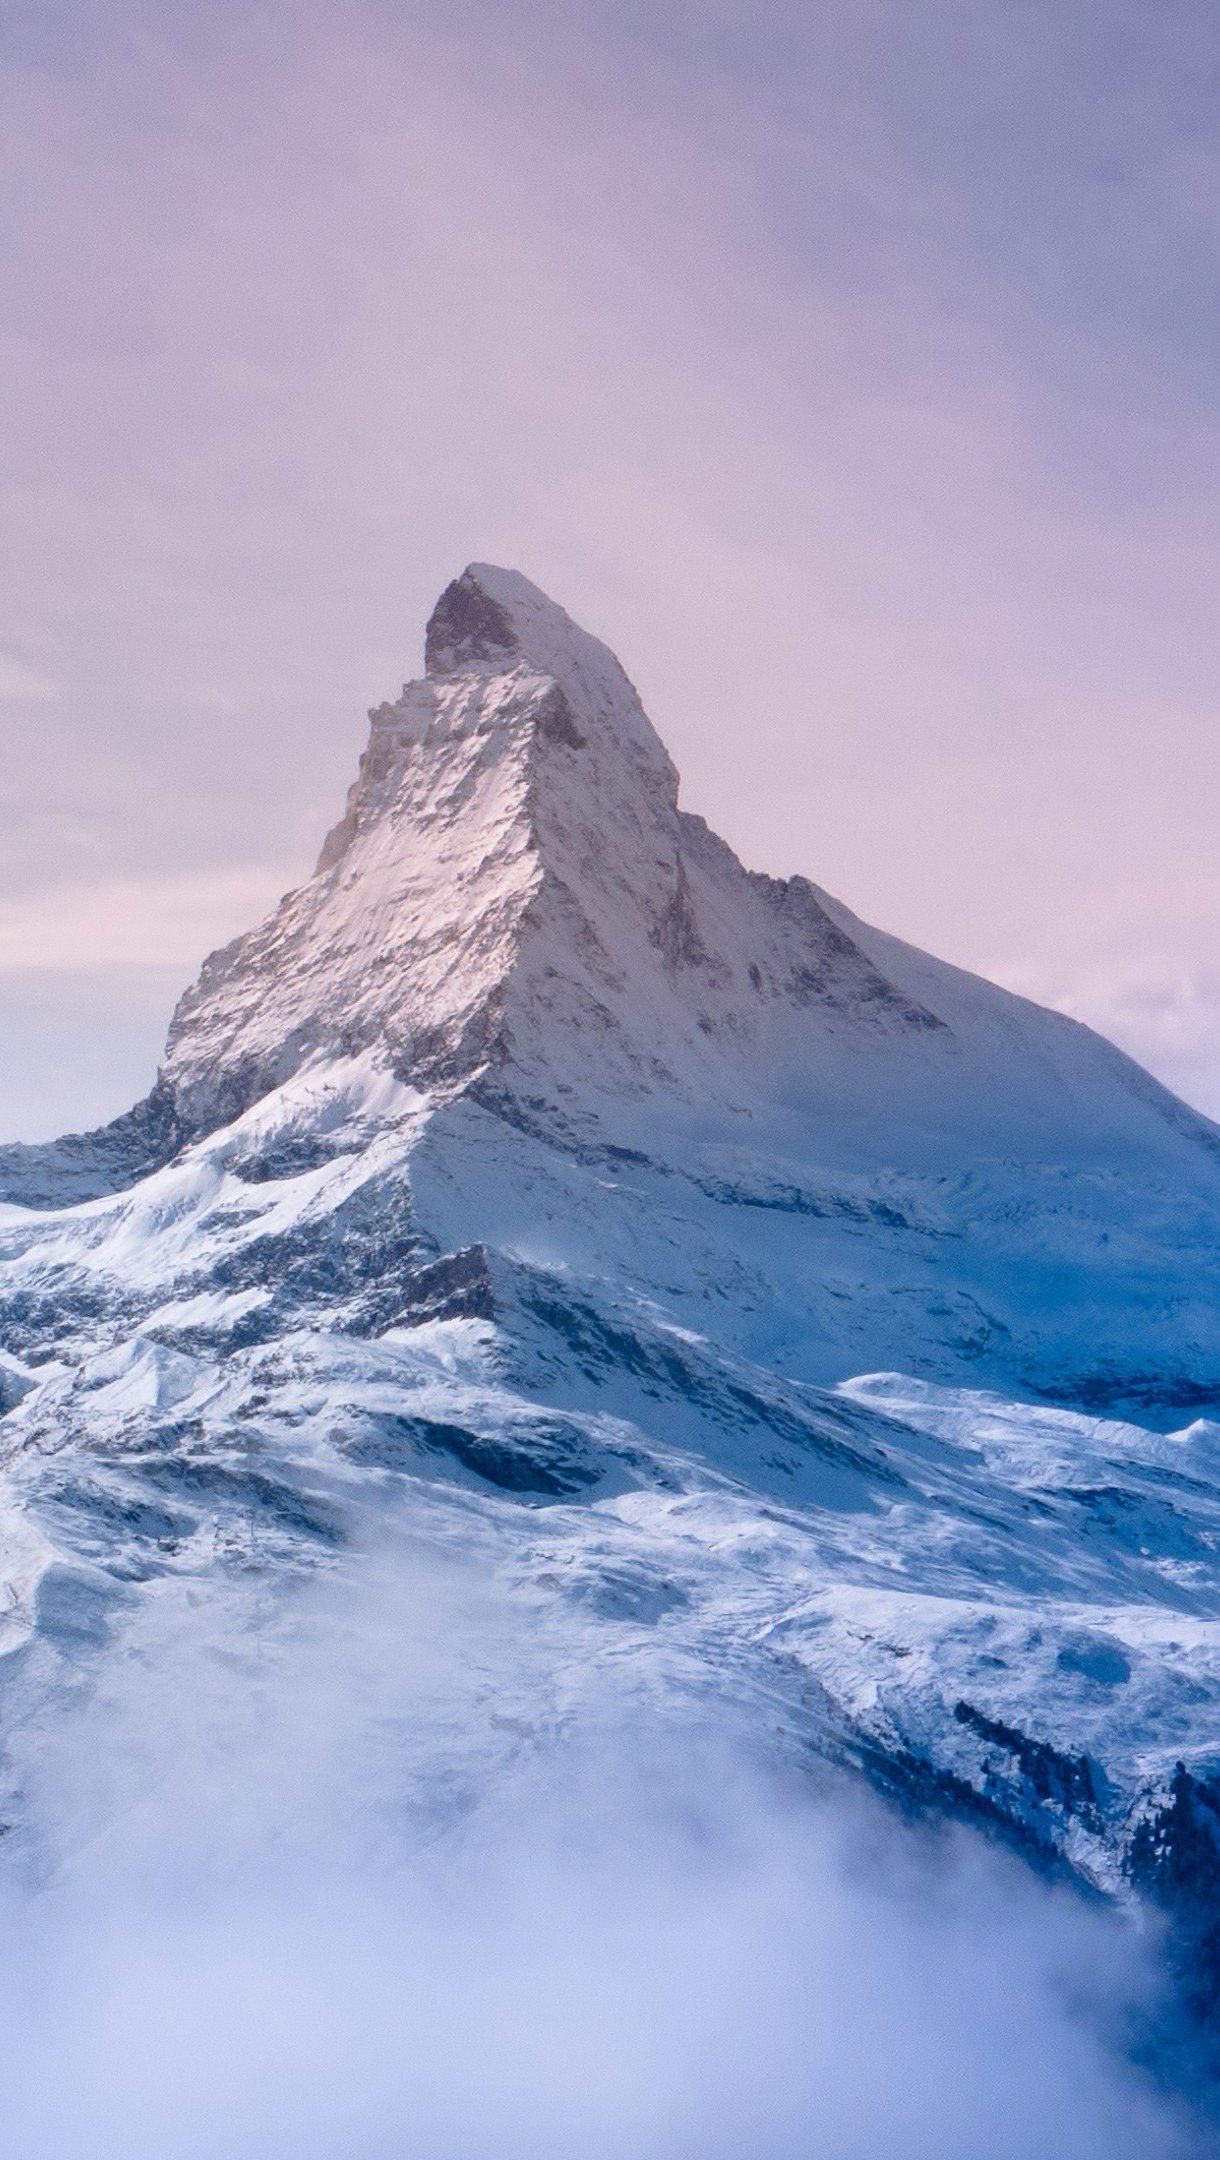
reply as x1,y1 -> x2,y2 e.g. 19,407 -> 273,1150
116,566 -> 946,1147
422,563 -> 677,794
427,565 -> 649,713
146,565 -> 703,1136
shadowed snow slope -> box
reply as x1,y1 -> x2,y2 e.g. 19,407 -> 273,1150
3,568 -> 1220,2071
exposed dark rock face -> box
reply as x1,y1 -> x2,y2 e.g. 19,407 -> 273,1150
954,1700 -> 1102,1825
425,569 -> 521,676
336,1409 -> 602,1497
532,681 -> 585,749
651,857 -> 709,973
751,870 -> 946,1027
0,1079 -> 184,1208
1129,1765 -> 1220,2023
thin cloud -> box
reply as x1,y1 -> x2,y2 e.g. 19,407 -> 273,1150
0,867 -> 294,970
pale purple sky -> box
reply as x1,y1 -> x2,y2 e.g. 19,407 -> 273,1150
3,0 -> 1220,1138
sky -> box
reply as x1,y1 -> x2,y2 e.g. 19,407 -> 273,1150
2,0 -> 1220,1138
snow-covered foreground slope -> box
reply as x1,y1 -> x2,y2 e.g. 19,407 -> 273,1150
2,569 -> 1220,2142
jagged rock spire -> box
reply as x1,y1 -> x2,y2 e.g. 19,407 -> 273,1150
141,566 -> 930,1142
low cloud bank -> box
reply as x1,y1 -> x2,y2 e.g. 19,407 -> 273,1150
0,1537 -> 1204,2159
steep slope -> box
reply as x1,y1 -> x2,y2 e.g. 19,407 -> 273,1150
3,566 -> 1220,2046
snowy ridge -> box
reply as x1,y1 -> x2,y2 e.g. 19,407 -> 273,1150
3,568 -> 1220,2012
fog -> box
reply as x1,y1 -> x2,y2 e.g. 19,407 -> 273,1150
0,1530 -> 1202,2159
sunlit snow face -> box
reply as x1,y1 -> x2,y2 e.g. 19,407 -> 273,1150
0,1528 -> 1195,2160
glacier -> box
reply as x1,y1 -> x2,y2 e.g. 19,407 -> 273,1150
2,564 -> 1220,2142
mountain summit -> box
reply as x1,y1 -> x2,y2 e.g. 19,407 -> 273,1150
5,568 -> 1220,2038
159,562 -> 939,1144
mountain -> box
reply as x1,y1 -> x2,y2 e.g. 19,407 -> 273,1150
3,565 -> 1220,2030
7,565 -> 1220,1403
